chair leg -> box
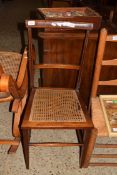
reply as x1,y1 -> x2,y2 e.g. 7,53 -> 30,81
80,128 -> 97,168
13,92 -> 27,137
8,137 -> 20,154
76,129 -> 83,157
22,129 -> 30,169
8,106 -> 21,154
12,108 -> 21,137
8,93 -> 28,154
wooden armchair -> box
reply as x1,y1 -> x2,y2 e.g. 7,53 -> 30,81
0,48 -> 28,153
89,28 -> 117,166
21,20 -> 96,169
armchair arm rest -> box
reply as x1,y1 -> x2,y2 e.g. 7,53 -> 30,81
0,64 -> 4,76
0,74 -> 9,92
0,74 -> 20,99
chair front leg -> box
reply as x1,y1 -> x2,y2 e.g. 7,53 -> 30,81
79,128 -> 97,168
21,129 -> 30,169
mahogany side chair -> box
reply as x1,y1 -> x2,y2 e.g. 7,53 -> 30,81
0,48 -> 28,153
89,28 -> 117,166
21,19 -> 96,169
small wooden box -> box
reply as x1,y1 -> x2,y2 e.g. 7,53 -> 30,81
99,95 -> 117,137
37,7 -> 102,30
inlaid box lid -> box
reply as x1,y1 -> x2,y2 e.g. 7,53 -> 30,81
37,7 -> 102,30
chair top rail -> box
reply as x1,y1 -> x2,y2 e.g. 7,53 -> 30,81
25,20 -> 94,30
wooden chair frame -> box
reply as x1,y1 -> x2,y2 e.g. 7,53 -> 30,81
21,20 -> 95,169
0,48 -> 28,153
89,28 -> 117,166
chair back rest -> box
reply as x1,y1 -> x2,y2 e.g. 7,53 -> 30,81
26,20 -> 94,90
91,28 -> 117,98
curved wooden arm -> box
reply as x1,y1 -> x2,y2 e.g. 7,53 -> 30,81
0,64 -> 4,76
0,74 -> 20,98
18,68 -> 28,98
0,74 -> 9,92
0,69 -> 28,99
0,48 -> 28,99
12,70 -> 28,112
17,47 -> 28,89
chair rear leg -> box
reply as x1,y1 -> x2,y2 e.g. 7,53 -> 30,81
76,129 -> 83,157
22,129 -> 30,169
80,128 -> 97,168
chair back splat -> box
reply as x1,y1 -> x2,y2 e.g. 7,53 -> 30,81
21,19 -> 96,169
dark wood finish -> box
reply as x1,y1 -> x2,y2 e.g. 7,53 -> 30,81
89,28 -> 117,166
22,129 -> 30,169
26,20 -> 94,30
21,19 -> 95,169
80,128 -> 97,168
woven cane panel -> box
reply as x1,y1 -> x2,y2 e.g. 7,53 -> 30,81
0,52 -> 22,80
91,97 -> 108,136
30,89 -> 86,122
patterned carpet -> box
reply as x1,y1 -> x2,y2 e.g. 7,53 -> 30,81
0,0 -> 117,174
